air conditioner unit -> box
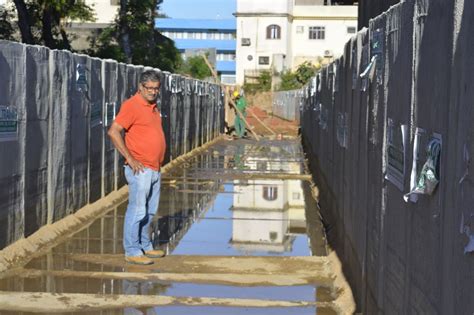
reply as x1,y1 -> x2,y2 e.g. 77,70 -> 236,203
324,50 -> 333,57
241,38 -> 251,46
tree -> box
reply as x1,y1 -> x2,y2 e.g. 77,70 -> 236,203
277,61 -> 318,91
11,0 -> 95,49
295,61 -> 317,85
278,70 -> 300,91
178,56 -> 212,80
90,0 -> 182,72
12,0 -> 34,44
0,6 -> 15,41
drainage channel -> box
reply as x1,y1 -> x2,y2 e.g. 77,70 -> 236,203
0,138 -> 353,314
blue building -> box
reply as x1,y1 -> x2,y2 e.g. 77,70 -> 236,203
155,19 -> 236,84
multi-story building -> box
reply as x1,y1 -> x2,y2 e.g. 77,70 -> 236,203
235,0 -> 357,85
155,19 -> 237,84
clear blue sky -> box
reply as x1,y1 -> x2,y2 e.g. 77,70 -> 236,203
160,0 -> 236,19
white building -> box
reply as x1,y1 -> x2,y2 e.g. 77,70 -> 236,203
0,0 -> 118,24
83,0 -> 119,24
235,0 -> 357,85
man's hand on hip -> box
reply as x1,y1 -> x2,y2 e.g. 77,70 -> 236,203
127,157 -> 145,174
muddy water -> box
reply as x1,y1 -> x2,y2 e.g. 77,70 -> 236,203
0,139 -> 337,315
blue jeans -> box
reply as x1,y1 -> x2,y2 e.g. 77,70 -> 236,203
123,165 -> 161,257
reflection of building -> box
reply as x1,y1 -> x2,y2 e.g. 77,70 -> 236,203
235,0 -> 357,84
231,179 -> 306,252
230,146 -> 306,252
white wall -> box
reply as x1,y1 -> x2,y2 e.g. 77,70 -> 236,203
234,180 -> 285,209
292,19 -> 356,68
84,0 -> 119,24
291,5 -> 357,69
237,0 -> 291,14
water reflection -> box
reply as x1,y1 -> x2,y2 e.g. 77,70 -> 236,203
0,139 -> 331,315
230,141 -> 306,254
231,179 -> 306,253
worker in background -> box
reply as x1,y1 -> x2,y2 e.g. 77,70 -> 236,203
233,90 -> 247,138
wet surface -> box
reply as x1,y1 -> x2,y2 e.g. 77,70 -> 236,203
0,138 -> 336,314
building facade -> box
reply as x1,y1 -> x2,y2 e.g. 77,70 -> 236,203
235,0 -> 357,85
83,0 -> 119,24
155,19 -> 237,84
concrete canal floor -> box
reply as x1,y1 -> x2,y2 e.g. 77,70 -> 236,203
0,138 -> 354,314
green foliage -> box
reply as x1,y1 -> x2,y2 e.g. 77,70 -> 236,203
11,0 -> 95,48
44,0 -> 95,22
258,70 -> 272,91
279,70 -> 301,91
295,61 -> 317,85
277,61 -> 318,91
88,1 -> 182,72
178,56 -> 212,80
243,70 -> 272,95
0,7 -> 15,41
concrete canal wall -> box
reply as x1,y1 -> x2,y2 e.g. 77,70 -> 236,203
0,40 -> 225,249
298,0 -> 474,313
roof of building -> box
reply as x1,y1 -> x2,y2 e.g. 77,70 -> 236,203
173,39 -> 236,52
155,18 -> 236,31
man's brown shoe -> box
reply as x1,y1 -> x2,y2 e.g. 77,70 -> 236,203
144,249 -> 166,258
125,255 -> 154,265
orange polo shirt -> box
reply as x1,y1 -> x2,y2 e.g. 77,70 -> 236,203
115,93 -> 166,171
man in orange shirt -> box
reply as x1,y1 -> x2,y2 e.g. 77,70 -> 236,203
108,70 -> 167,265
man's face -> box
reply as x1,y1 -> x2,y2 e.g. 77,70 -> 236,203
139,80 -> 160,104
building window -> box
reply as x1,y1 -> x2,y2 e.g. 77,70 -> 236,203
110,0 -> 119,5
347,26 -> 356,34
263,186 -> 278,201
296,26 -> 304,33
258,56 -> 270,65
266,24 -> 281,39
292,192 -> 301,200
309,26 -> 325,40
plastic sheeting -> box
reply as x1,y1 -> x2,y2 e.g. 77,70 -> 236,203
24,45 -> 50,237
272,90 -> 302,122
0,41 -> 224,248
0,41 -> 26,247
299,0 -> 473,313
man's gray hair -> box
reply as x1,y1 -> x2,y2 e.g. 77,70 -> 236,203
139,70 -> 161,85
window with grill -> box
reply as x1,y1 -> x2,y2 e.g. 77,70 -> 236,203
266,24 -> 281,39
263,186 -> 278,201
309,26 -> 325,40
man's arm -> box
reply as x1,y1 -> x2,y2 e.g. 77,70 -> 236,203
107,122 -> 144,174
